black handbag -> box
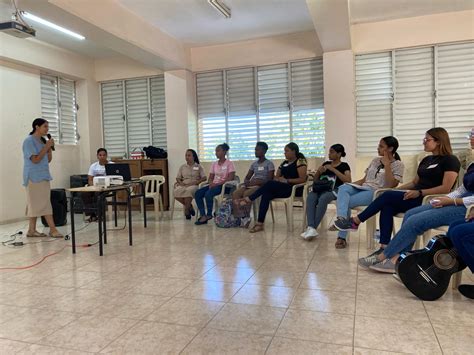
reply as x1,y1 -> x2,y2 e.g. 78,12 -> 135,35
143,146 -> 168,159
312,176 -> 336,193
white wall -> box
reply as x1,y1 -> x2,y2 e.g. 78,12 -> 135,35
164,70 -> 196,186
191,31 -> 323,72
323,50 -> 357,171
351,10 -> 474,54
94,57 -> 163,82
0,34 -> 100,223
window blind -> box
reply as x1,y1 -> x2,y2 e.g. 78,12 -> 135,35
355,52 -> 393,155
226,67 -> 257,160
101,75 -> 167,158
40,74 -> 59,140
257,64 -> 290,159
58,78 -> 77,145
394,47 -> 434,153
125,78 -> 151,153
197,71 -> 226,161
356,42 -> 474,155
291,58 -> 325,157
102,81 -> 127,158
150,76 -> 167,149
437,42 -> 474,151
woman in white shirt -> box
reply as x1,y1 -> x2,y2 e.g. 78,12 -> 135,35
83,148 -> 112,221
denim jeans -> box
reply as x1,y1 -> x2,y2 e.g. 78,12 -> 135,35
195,185 -> 223,217
306,191 -> 336,229
357,190 -> 423,245
383,204 -> 467,258
335,184 -> 374,239
447,219 -> 474,273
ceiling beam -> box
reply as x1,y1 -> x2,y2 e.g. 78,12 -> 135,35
306,0 -> 351,52
16,0 -> 190,70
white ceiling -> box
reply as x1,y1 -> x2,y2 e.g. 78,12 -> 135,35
350,0 -> 474,24
118,0 -> 316,46
0,0 -> 119,59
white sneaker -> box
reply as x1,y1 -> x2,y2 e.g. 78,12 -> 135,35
300,227 -> 319,240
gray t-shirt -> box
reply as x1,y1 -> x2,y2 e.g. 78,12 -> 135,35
363,157 -> 404,189
249,159 -> 275,183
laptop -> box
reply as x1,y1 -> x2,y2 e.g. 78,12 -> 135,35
105,163 -> 132,182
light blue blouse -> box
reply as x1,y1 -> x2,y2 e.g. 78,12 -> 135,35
22,135 -> 52,186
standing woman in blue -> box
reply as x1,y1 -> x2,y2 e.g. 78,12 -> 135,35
23,118 -> 63,238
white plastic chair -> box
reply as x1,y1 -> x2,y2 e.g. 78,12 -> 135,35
320,197 -> 376,249
169,185 -> 199,220
196,176 -> 240,217
140,175 -> 166,219
270,182 -> 309,232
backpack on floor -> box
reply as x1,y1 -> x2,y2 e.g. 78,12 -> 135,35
215,198 -> 241,228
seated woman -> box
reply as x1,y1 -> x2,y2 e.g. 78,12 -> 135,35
174,149 -> 206,219
232,142 -> 275,227
240,142 -> 307,233
447,217 -> 474,299
358,161 -> 474,274
337,128 -> 460,257
83,148 -> 112,222
195,143 -> 235,225
301,144 -> 351,240
331,136 -> 404,248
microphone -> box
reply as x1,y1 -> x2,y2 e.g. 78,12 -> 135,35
47,134 -> 55,151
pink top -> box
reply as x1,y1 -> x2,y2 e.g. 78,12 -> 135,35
210,159 -> 236,184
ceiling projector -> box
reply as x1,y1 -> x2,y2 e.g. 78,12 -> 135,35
0,20 -> 35,38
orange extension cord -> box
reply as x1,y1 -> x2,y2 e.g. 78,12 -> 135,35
0,243 -> 95,270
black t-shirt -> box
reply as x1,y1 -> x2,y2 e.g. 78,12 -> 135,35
320,161 -> 351,188
415,155 -> 460,190
279,158 -> 307,196
279,158 -> 307,181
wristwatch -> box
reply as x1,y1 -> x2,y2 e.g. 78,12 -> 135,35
418,190 -> 423,197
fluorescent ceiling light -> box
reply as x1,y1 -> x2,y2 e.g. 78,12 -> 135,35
23,12 -> 85,40
208,0 -> 231,18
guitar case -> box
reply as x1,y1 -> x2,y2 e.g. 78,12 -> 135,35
396,235 -> 466,301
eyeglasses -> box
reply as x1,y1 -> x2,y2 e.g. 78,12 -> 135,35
423,138 -> 435,143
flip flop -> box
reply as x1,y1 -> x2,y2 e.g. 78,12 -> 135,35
26,231 -> 47,238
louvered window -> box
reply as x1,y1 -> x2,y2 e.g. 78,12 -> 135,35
437,42 -> 474,150
394,47 -> 434,153
355,52 -> 393,155
197,71 -> 226,161
290,59 -> 325,157
40,74 -> 78,144
196,58 -> 325,161
101,75 -> 167,158
356,42 -> 474,155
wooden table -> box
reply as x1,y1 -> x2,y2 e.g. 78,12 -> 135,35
67,182 -> 147,256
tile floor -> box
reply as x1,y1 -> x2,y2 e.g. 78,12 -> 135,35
0,209 -> 472,354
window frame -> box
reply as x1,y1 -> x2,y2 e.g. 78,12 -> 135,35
355,40 -> 474,155
195,57 -> 325,161
100,75 -> 167,159
40,73 -> 78,145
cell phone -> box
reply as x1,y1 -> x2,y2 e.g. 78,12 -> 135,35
429,199 -> 440,206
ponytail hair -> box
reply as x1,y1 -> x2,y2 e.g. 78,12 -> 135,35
285,142 -> 305,160
30,118 -> 47,135
381,136 -> 401,161
216,143 -> 230,153
330,144 -> 346,158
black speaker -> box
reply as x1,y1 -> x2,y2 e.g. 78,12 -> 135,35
41,188 -> 67,227
70,175 -> 88,213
